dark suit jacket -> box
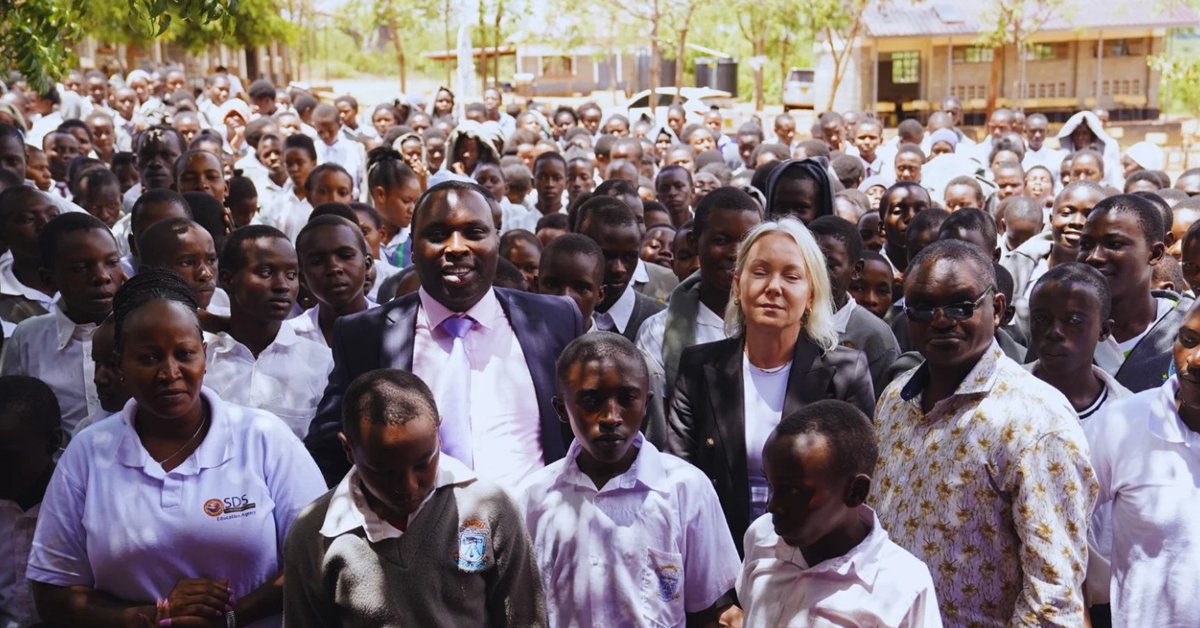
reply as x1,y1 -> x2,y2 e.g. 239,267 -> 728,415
623,291 -> 666,343
666,336 -> 875,552
305,288 -> 584,486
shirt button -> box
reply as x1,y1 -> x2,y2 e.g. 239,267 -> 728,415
705,438 -> 715,448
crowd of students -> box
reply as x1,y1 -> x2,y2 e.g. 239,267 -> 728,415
1,63 -> 1199,627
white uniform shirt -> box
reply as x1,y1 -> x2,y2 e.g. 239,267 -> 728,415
269,193 -> 314,243
283,301 -> 378,347
737,509 -> 942,627
0,258 -> 57,323
518,434 -> 741,627
0,306 -> 98,433
593,283 -> 637,334
0,500 -> 40,627
26,389 -> 326,628
636,303 -> 729,395
203,325 -> 333,439
1085,376 -> 1200,626
316,137 -> 365,196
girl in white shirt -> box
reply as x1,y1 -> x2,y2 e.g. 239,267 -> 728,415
27,268 -> 326,627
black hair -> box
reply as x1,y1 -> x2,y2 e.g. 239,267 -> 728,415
655,164 -> 692,189
304,163 -> 353,198
536,212 -> 570,232
111,151 -> 136,169
861,250 -> 893,276
1124,169 -> 1169,192
283,133 -> 318,162
553,105 -> 579,124
1032,261 -> 1112,320
219,224 -> 290,275
38,212 -> 114,270
130,189 -> 190,235
938,207 -> 998,252
350,201 -> 382,229
297,214 -> 369,257
772,399 -> 877,478
133,125 -> 186,159
594,178 -> 638,200
366,146 -> 418,194
796,139 -> 830,158
905,208 -> 950,253
464,102 -> 487,116
944,176 -> 985,206
334,94 -> 359,110
994,262 -> 1014,304
227,171 -> 258,206
1070,148 -> 1105,175
1154,254 -> 1184,293
341,368 -> 440,443
309,202 -> 359,223
57,118 -> 93,142
907,239 -> 996,291
895,143 -> 926,162
998,195 -> 1043,227
77,167 -> 120,202
138,218 -> 205,268
500,228 -> 543,254
0,375 -> 61,440
897,118 -> 924,142
693,187 -> 762,237
494,257 -> 527,290
312,103 -> 339,123
244,117 -> 277,148
577,196 -> 637,236
830,154 -> 865,190
0,168 -> 24,194
1089,193 -> 1166,246
533,151 -> 566,173
1131,191 -> 1172,236
880,181 -> 931,218
112,267 -> 201,348
810,215 -> 864,263
542,232 -> 604,275
248,79 -> 276,101
555,331 -> 649,392
1183,218 -> 1200,259
172,149 -> 222,181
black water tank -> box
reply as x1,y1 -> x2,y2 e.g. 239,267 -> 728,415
695,58 -> 712,88
660,57 -> 677,87
716,58 -> 738,97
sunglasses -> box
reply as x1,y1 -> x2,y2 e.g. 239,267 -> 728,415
906,287 -> 994,323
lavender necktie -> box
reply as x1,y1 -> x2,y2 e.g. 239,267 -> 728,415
437,316 -> 475,467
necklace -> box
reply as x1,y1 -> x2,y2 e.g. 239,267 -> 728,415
153,415 -> 208,467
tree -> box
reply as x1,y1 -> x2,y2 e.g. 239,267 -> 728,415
802,0 -> 871,111
0,0 -> 285,92
1150,50 -> 1200,115
976,0 -> 1065,114
605,0 -> 698,97
733,0 -> 802,110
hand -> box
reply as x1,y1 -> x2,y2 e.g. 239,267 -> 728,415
719,605 -> 744,628
451,161 -> 467,175
406,156 -> 428,179
165,578 -> 230,622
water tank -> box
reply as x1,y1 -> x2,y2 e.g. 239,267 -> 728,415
695,58 -> 713,88
716,58 -> 738,97
660,57 -> 677,87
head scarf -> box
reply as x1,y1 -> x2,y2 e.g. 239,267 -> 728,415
929,128 -> 959,152
1124,141 -> 1165,172
764,157 -> 836,221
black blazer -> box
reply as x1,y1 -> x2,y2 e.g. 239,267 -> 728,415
666,336 -> 875,552
305,288 -> 584,486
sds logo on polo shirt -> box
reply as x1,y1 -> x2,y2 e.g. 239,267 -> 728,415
203,495 -> 257,521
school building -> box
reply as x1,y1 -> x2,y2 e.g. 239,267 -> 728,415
815,0 -> 1198,125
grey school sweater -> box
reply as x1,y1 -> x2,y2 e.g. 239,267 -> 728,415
282,478 -> 547,627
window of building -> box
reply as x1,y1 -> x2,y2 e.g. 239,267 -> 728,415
892,51 -> 920,84
540,55 -> 574,77
1095,38 -> 1147,58
1024,43 -> 1068,61
951,46 -> 994,64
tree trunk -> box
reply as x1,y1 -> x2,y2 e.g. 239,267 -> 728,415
444,0 -> 451,86
824,29 -> 843,111
674,28 -> 688,103
389,18 -> 408,92
478,0 -> 486,92
648,0 -> 661,95
987,44 -> 1003,115
493,0 -> 502,87
755,40 -> 765,111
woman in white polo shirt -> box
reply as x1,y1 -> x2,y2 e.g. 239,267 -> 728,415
27,268 -> 327,627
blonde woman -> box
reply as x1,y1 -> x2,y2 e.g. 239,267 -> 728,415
666,217 -> 875,549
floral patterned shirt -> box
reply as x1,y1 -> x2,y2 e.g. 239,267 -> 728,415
873,341 -> 1098,627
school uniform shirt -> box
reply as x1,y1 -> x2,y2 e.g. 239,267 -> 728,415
0,305 -> 98,433
234,153 -> 270,192
0,500 -> 40,627
737,508 -> 942,628
1094,296 -> 1176,375
517,433 -> 741,627
592,282 -> 637,334
1023,146 -> 1065,176
381,228 -> 410,269
1085,376 -> 1200,626
111,211 -> 133,258
316,136 -> 365,195
26,388 -> 326,628
0,255 -> 56,328
636,302 -> 728,389
121,182 -> 142,214
203,324 -> 334,439
413,287 -> 543,490
271,193 -> 314,243
860,154 -> 886,179
873,341 -> 1097,626
283,300 -> 379,347
254,177 -> 290,223
72,409 -> 115,437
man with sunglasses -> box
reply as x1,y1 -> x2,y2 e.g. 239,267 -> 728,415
871,240 -> 1097,627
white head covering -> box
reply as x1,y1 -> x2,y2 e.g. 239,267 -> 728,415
125,69 -> 151,87
1124,141 -> 1165,172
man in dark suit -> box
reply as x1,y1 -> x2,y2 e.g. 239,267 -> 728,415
577,196 -> 665,341
306,181 -> 583,486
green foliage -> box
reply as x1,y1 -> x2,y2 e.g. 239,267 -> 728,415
1150,51 -> 1200,114
0,0 -> 293,92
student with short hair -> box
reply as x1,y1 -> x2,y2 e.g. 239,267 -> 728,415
27,268 -> 326,627
288,214 -> 376,347
878,181 -> 931,274
738,400 -> 941,627
499,229 -> 542,291
137,217 -> 228,322
311,103 -> 366,195
1,213 -> 125,432
997,195 -> 1044,260
0,186 -> 59,327
849,250 -> 895,320
578,197 -> 664,342
942,175 -> 986,212
72,316 -> 129,434
656,165 -> 694,228
226,169 -> 261,227
537,233 -> 606,330
0,375 -> 62,628
284,368 -> 546,626
75,167 -> 122,228
261,133 -> 317,239
1080,193 -> 1187,392
810,215 -> 901,397
203,226 -> 333,437
519,333 -> 741,626
671,221 -> 700,281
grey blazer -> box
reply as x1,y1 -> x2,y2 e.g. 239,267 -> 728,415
840,305 -> 901,399
635,262 -> 679,303
1115,294 -> 1192,393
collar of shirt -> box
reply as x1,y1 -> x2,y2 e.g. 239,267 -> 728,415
209,322 -> 304,357
51,301 -> 96,351
770,507 -> 888,586
833,297 -> 856,334
1148,376 -> 1200,447
0,257 -> 56,305
320,455 -> 477,541
557,432 -> 671,494
113,387 -> 235,476
417,286 -> 502,332
698,302 -> 725,329
633,258 -> 650,285
900,340 -> 1003,404
600,283 -> 637,333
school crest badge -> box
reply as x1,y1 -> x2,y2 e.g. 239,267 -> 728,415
655,564 -> 682,602
454,519 -> 493,572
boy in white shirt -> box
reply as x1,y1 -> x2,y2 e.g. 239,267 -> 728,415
737,400 -> 941,627
311,103 -> 365,196
203,226 -> 332,438
519,332 -> 741,627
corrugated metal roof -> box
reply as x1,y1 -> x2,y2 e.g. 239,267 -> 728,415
863,0 -> 1199,38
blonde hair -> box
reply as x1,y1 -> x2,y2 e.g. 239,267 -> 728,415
724,217 -> 839,354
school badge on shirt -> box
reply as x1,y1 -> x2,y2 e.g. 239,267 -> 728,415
454,519 -> 493,572
655,565 -> 681,602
